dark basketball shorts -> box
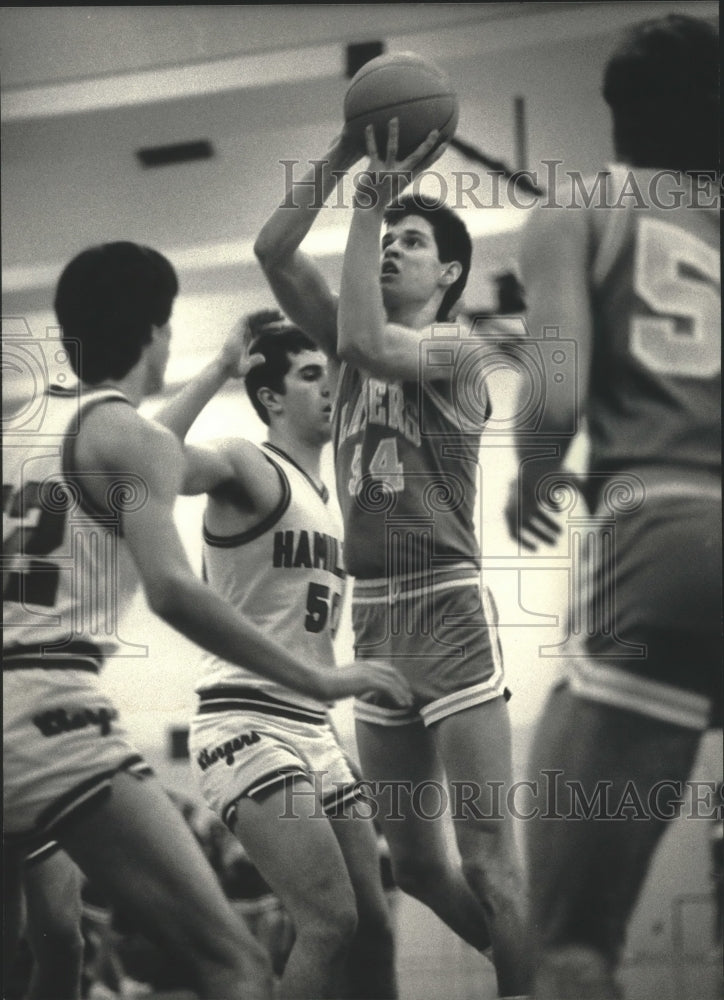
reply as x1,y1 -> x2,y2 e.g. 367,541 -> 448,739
570,487 -> 722,729
351,564 -> 509,727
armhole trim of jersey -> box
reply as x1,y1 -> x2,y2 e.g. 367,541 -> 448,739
423,378 -> 489,432
263,442 -> 329,503
331,361 -> 348,452
203,457 -> 291,548
62,390 -> 135,525
590,168 -> 632,289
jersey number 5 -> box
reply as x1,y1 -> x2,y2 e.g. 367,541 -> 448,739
305,582 -> 342,636
632,217 -> 720,378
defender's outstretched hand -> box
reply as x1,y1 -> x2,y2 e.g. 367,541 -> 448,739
217,314 -> 270,380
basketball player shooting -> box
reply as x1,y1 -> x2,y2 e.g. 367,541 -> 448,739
255,64 -> 531,999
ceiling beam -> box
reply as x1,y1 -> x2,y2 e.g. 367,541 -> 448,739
3,3 -> 715,123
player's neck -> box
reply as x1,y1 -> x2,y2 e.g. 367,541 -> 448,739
86,367 -> 144,408
386,297 -> 440,329
266,428 -> 323,484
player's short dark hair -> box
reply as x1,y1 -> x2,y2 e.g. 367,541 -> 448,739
383,194 -> 473,321
244,310 -> 321,425
54,241 -> 178,384
603,14 -> 719,172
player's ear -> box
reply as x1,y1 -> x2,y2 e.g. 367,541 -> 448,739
439,260 -> 462,288
257,386 -> 282,418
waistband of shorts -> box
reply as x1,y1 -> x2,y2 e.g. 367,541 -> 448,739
196,686 -> 328,725
352,562 -> 481,603
589,466 -> 720,510
3,642 -> 104,673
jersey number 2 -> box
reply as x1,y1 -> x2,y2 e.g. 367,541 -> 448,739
632,218 -> 720,378
3,481 -> 66,607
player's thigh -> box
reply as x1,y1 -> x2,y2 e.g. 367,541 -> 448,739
354,718 -> 452,866
432,697 -> 516,855
57,769 -> 251,957
231,778 -> 356,926
3,843 -> 26,965
328,811 -> 391,923
433,696 -> 513,796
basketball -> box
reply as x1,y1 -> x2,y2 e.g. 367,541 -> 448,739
344,51 -> 459,160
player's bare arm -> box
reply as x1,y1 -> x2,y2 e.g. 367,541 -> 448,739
153,312 -> 293,521
338,119 -> 454,381
505,202 -> 594,549
154,318 -> 264,495
74,403 -> 412,708
254,132 -> 362,363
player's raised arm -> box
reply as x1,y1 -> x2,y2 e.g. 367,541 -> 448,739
254,132 -> 362,362
76,403 -> 412,708
154,315 -> 265,496
504,201 -> 594,549
338,120 -> 456,381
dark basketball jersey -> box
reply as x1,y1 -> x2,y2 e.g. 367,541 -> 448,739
332,349 -> 485,579
586,167 -> 720,489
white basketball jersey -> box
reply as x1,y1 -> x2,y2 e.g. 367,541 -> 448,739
3,386 -> 140,662
197,443 -> 346,711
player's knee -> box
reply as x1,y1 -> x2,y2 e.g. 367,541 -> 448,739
194,922 -> 271,988
355,895 -> 395,950
391,854 -> 446,902
302,913 -> 358,967
287,872 -> 358,957
309,889 -> 359,951
240,937 -> 275,988
461,851 -> 525,913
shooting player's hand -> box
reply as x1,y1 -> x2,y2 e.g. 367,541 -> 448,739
357,118 -> 447,208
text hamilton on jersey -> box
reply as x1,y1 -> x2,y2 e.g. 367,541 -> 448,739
273,529 -> 346,579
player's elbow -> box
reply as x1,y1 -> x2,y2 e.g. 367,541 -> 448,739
337,324 -> 377,368
254,232 -> 283,270
337,339 -> 366,367
253,233 -> 271,265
